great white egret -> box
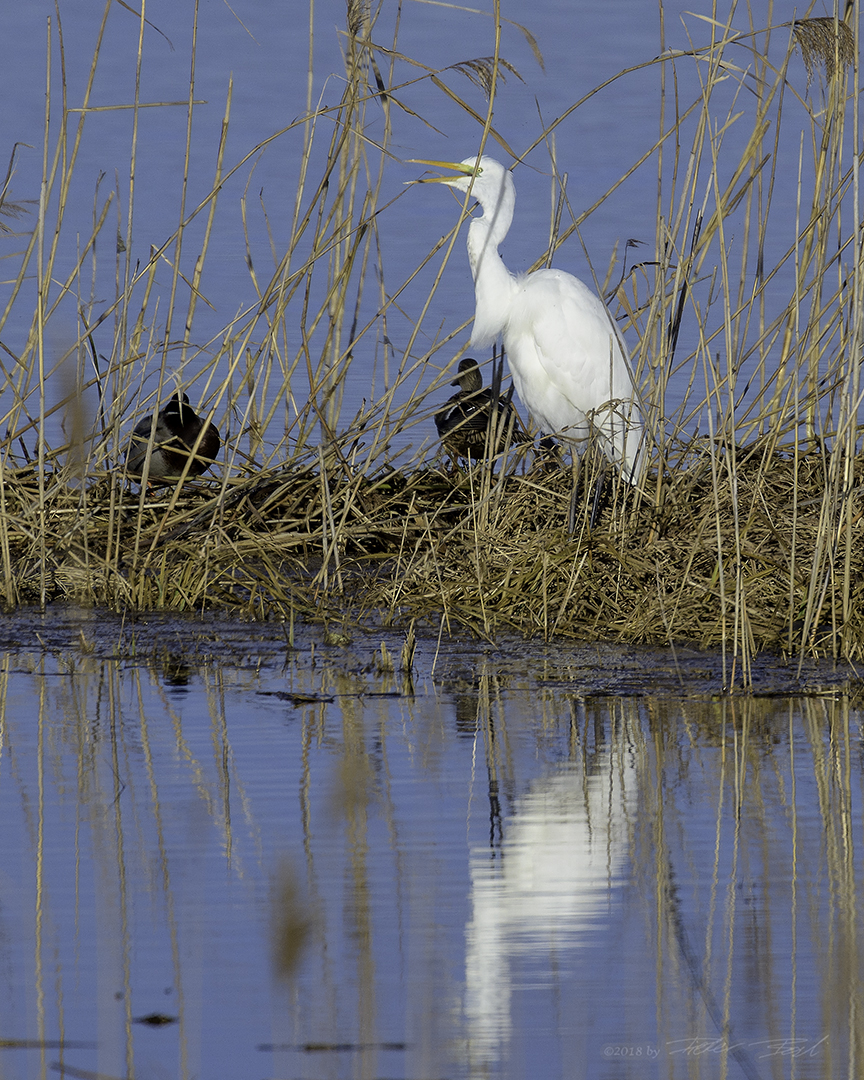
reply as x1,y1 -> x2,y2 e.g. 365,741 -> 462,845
435,356 -> 527,464
127,393 -> 221,482
413,156 -> 645,485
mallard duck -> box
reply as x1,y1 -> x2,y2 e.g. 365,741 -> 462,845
126,393 -> 221,482
434,357 -> 526,464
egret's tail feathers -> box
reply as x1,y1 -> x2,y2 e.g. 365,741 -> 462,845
582,398 -> 646,485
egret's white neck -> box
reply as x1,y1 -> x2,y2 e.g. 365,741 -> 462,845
466,191 -> 516,348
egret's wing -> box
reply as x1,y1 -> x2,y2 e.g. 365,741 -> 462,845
525,271 -> 631,401
508,271 -> 644,475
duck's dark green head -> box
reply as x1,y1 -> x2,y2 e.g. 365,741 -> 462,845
452,358 -> 482,393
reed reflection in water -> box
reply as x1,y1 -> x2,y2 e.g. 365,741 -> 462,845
0,623 -> 861,1080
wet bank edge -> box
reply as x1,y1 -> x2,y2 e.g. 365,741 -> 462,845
0,603 -> 860,698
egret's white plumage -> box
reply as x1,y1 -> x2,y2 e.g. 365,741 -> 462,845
415,155 -> 645,481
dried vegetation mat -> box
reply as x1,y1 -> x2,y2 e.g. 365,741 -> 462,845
6,429 -> 864,661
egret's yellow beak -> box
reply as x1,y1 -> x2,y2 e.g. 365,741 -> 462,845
406,159 -> 480,184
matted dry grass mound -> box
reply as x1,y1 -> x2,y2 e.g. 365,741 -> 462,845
6,431 -> 863,666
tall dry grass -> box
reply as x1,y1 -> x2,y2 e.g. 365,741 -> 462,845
0,0 -> 861,686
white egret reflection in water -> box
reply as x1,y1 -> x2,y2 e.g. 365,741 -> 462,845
0,612 -> 861,1079
465,750 -> 635,1071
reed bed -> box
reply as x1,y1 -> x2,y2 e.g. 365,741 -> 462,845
0,1 -> 862,680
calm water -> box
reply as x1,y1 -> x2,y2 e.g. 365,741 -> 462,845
0,608 -> 862,1080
